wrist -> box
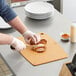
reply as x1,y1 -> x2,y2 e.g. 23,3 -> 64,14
7,36 -> 14,45
10,37 -> 17,45
22,30 -> 31,37
21,28 -> 28,34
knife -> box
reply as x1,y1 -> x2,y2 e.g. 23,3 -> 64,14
10,45 -> 15,50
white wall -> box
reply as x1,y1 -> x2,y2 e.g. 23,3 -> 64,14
61,0 -> 76,22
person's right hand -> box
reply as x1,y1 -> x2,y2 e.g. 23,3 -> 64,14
23,30 -> 41,45
10,37 -> 26,51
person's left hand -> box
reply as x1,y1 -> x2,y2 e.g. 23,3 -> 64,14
23,30 -> 41,45
10,37 -> 26,51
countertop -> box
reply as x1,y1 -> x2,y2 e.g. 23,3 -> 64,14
0,6 -> 76,76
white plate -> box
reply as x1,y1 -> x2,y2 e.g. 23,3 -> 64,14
0,17 -> 11,29
24,1 -> 54,19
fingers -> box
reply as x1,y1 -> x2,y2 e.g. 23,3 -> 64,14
16,43 -> 26,51
11,44 -> 26,51
34,34 -> 41,43
25,38 -> 31,44
25,36 -> 36,45
31,35 -> 37,44
16,45 -> 25,51
29,34 -> 41,45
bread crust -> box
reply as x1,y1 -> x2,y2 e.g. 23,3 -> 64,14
31,39 -> 47,52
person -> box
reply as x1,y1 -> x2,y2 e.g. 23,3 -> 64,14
0,0 -> 40,51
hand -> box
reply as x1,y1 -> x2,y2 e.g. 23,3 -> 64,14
10,37 -> 26,51
23,30 -> 41,45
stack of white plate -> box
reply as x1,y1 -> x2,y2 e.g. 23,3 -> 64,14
24,1 -> 54,20
0,17 -> 11,29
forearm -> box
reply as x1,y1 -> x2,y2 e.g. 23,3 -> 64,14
0,33 -> 26,51
0,33 -> 13,45
8,16 -> 28,34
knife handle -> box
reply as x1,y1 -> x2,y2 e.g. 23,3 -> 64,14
10,46 -> 15,50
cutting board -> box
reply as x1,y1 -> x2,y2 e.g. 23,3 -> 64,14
18,33 -> 68,66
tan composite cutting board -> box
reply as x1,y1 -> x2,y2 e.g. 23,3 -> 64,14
19,33 -> 68,66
